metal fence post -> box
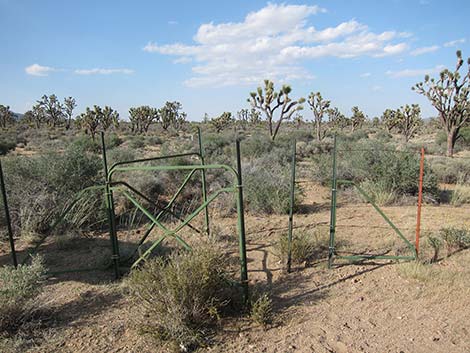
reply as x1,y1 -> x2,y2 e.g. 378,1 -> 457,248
235,139 -> 249,302
415,147 -> 425,257
198,127 -> 210,236
328,134 -> 338,269
101,132 -> 120,279
287,139 -> 296,273
0,160 -> 18,267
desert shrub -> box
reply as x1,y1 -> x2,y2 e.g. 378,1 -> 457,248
146,136 -> 163,145
341,130 -> 369,142
439,226 -> 470,252
359,179 -> 396,206
250,292 -> 273,327
243,159 -> 298,214
129,137 -> 146,149
2,144 -> 102,237
450,183 -> 470,206
427,235 -> 443,263
311,139 -> 439,202
106,133 -> 123,149
125,243 -> 236,350
203,132 -> 233,164
273,229 -> 328,266
106,147 -> 138,166
296,140 -> 333,159
0,256 -> 46,332
429,157 -> 470,184
374,130 -> 393,143
0,139 -> 16,155
70,134 -> 101,153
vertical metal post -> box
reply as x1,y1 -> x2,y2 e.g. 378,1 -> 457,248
101,132 -> 120,279
235,139 -> 249,302
0,160 -> 17,267
198,127 -> 210,235
287,139 -> 296,273
328,134 -> 338,269
415,147 -> 425,257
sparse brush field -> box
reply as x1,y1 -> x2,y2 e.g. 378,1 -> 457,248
0,119 -> 469,353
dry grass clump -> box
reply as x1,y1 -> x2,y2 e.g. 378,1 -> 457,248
273,228 -> 328,268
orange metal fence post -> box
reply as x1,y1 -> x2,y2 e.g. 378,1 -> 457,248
415,147 -> 425,256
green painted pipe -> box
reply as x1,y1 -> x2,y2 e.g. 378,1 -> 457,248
0,160 -> 17,267
287,139 -> 296,273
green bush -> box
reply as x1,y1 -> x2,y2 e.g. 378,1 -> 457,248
311,140 -> 439,202
125,243 -> 236,350
273,229 -> 328,266
250,292 -> 273,327
129,137 -> 146,149
429,157 -> 470,184
243,159 -> 299,214
2,144 -> 102,237
439,226 -> 470,252
0,256 -> 46,332
0,139 -> 16,155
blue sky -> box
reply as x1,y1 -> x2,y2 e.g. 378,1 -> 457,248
1,0 -> 469,120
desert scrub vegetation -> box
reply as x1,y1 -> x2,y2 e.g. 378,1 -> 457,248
250,291 -> 273,328
311,138 -> 439,204
439,226 -> 470,253
125,242 -> 239,351
419,227 -> 470,263
1,143 -> 103,238
273,228 -> 328,268
0,257 -> 46,333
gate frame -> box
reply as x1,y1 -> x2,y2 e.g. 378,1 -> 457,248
327,134 -> 420,268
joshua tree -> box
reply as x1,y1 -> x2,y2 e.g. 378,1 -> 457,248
129,106 -> 159,134
77,105 -> 119,140
413,50 -> 470,156
327,107 -> 348,131
396,104 -> 422,142
63,97 -> 77,130
0,105 -> 15,128
23,104 -> 46,128
236,109 -> 249,130
293,112 -> 304,129
101,106 -> 120,130
308,91 -> 331,141
159,101 -> 186,131
350,106 -> 366,132
37,94 -> 64,127
248,80 -> 305,141
381,108 -> 400,132
210,112 -> 233,132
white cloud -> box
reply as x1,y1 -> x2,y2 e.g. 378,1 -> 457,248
386,65 -> 445,78
444,38 -> 466,47
410,45 -> 439,56
25,63 -> 57,76
371,85 -> 382,91
168,20 -> 178,25
360,72 -> 371,78
74,68 -> 134,75
143,3 -> 412,87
